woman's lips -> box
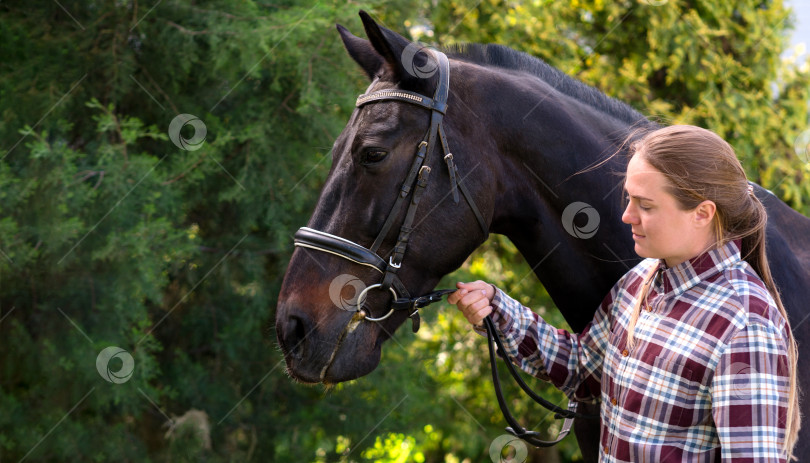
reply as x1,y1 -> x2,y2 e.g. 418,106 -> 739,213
632,232 -> 645,240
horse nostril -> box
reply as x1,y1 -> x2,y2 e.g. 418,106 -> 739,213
282,314 -> 309,360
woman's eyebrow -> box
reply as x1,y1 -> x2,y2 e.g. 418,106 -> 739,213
622,186 -> 654,202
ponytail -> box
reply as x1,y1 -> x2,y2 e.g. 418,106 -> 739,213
738,194 -> 801,461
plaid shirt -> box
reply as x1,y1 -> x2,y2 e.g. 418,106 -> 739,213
486,240 -> 791,462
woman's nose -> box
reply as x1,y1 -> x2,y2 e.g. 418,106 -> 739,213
622,204 -> 637,224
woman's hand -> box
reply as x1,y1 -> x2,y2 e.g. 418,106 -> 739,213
447,280 -> 496,326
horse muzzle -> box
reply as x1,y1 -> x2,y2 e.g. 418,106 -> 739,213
275,297 -> 385,384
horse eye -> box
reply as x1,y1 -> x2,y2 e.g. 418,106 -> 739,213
362,150 -> 388,165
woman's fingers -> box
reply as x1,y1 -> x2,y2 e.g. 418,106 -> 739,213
470,304 -> 493,326
460,295 -> 492,324
449,282 -> 495,326
460,280 -> 489,293
465,300 -> 493,325
460,289 -> 488,308
469,295 -> 491,313
447,288 -> 467,305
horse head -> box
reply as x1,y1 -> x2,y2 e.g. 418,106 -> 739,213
275,11 -> 493,384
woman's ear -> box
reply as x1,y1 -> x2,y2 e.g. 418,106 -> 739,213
693,200 -> 716,228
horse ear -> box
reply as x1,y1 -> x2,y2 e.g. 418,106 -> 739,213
336,23 -> 384,80
357,10 -> 411,83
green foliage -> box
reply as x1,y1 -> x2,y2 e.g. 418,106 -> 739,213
1,0 -> 807,462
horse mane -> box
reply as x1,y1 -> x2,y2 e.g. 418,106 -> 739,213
444,43 -> 650,126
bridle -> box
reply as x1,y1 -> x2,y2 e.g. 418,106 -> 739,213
293,50 -> 488,333
292,49 -> 597,447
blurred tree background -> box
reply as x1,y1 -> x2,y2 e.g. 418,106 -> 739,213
1,0 -> 808,461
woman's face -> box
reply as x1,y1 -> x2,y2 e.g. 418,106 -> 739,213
621,154 -> 715,267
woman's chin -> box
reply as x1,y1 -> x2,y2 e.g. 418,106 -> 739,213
634,243 -> 650,259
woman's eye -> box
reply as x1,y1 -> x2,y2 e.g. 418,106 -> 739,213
626,195 -> 651,211
362,150 -> 388,165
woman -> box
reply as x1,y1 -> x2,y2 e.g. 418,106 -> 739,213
449,125 -> 800,461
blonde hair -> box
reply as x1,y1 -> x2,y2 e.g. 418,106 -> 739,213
622,125 -> 800,460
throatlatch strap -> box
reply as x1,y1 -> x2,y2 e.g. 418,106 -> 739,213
455,165 -> 489,239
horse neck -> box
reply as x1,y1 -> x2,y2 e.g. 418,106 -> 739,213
453,62 -> 647,331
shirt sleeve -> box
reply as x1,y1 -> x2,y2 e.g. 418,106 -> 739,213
482,282 -> 620,403
710,321 -> 790,462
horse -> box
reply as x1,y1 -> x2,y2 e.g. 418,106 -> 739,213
275,11 -> 810,461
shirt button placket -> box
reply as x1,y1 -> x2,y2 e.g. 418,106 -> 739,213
608,343 -> 632,459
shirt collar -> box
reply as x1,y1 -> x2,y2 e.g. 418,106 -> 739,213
654,239 -> 742,297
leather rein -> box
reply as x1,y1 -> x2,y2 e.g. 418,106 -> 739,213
293,49 -> 597,447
